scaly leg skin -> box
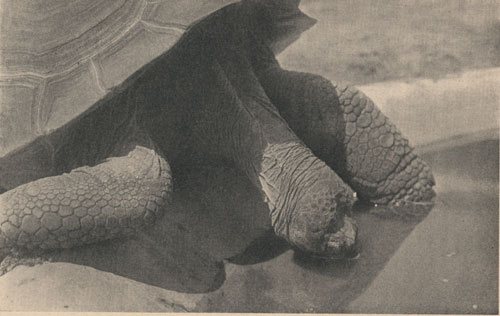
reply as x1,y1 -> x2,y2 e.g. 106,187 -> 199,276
184,54 -> 358,259
258,68 -> 436,219
0,145 -> 172,257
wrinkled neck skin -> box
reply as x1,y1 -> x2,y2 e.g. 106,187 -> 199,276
139,1 -> 290,173
0,2 -> 360,257
0,1 -> 309,192
140,2 -> 358,256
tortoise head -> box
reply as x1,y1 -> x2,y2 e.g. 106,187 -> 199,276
243,0 -> 317,54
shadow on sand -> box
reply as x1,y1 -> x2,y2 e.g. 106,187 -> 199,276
4,132 -> 496,313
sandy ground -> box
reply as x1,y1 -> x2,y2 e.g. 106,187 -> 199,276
1,129 -> 497,313
201,139 -> 499,314
280,0 -> 500,85
346,138 -> 499,314
0,0 -> 499,313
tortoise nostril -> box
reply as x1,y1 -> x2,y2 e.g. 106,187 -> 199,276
324,215 -> 358,254
326,212 -> 344,233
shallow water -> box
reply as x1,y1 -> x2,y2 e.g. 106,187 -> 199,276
199,136 -> 499,313
1,132 -> 497,313
1,0 -> 499,312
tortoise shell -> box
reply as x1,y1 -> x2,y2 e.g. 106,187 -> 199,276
0,0 -> 237,157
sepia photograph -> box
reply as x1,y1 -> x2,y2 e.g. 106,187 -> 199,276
0,0 -> 498,314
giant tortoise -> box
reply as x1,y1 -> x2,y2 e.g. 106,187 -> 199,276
0,0 -> 435,260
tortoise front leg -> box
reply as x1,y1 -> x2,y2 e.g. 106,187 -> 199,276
183,58 -> 358,259
0,145 -> 172,256
258,68 -> 435,218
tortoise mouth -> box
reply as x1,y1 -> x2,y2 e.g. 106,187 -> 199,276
298,215 -> 359,261
294,239 -> 360,262
322,215 -> 359,259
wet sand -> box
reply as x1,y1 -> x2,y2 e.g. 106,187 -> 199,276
1,130 -> 497,313
1,1 -> 498,312
198,134 -> 499,313
346,137 -> 499,314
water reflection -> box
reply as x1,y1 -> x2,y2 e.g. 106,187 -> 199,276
46,160 -> 430,302
40,136 -> 497,313
199,199 -> 430,313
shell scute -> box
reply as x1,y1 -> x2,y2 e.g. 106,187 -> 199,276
0,0 -> 237,158
94,25 -> 181,90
